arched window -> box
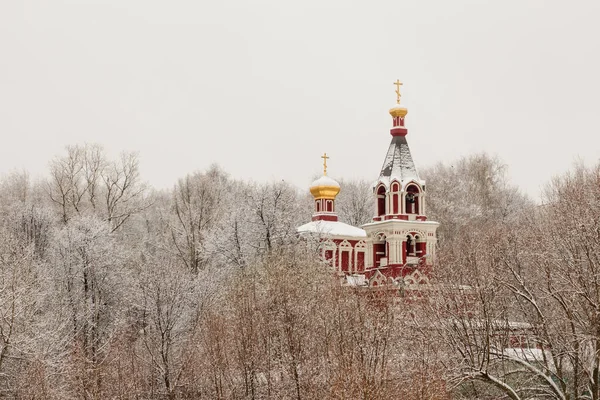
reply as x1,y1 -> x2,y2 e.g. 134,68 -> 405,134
322,240 -> 337,267
316,200 -> 321,212
406,235 -> 416,257
326,200 -> 333,212
405,184 -> 420,214
354,240 -> 367,273
374,233 -> 387,267
391,182 -> 400,214
376,185 -> 386,216
339,240 -> 352,273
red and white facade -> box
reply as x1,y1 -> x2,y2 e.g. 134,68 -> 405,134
297,175 -> 369,275
297,89 -> 439,287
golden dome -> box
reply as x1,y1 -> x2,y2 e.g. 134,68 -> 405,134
310,175 -> 340,200
389,105 -> 408,118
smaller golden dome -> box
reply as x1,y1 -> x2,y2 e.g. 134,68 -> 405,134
389,105 -> 408,118
310,175 -> 340,200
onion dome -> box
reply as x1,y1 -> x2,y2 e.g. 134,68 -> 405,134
310,175 -> 340,200
389,104 -> 408,118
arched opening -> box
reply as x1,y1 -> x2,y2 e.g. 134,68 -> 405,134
316,200 -> 321,212
322,241 -> 337,268
406,235 -> 417,257
339,240 -> 352,273
374,233 -> 387,268
405,184 -> 420,214
326,200 -> 333,212
416,235 -> 426,258
391,182 -> 400,214
376,185 -> 386,216
402,235 -> 417,263
354,241 -> 367,273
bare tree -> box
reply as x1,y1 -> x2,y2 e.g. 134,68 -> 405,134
335,178 -> 374,227
422,152 -> 530,246
47,145 -> 87,223
136,253 -> 213,398
46,144 -> 149,231
170,165 -> 228,274
102,150 -> 149,232
50,215 -> 126,399
425,161 -> 600,400
245,181 -> 303,255
0,232 -> 43,394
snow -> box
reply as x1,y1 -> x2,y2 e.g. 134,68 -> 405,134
310,175 -> 340,188
503,347 -> 550,362
377,136 -> 422,187
362,219 -> 440,229
346,274 -> 368,286
297,220 -> 367,238
501,348 -> 561,372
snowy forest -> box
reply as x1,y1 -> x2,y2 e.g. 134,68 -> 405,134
1,143 -> 600,400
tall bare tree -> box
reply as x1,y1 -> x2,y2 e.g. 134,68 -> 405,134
170,164 -> 228,274
335,178 -> 374,227
46,144 -> 149,231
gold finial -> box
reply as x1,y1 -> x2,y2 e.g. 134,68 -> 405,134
393,79 -> 403,104
321,152 -> 330,176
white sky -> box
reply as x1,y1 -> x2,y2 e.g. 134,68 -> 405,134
1,0 -> 599,201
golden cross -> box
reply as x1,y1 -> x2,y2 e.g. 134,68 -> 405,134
321,152 -> 330,176
393,79 -> 403,104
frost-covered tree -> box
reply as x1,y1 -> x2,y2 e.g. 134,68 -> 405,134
46,144 -> 149,231
422,152 -> 529,246
170,164 -> 229,274
134,251 -> 218,398
0,231 -> 46,395
335,178 -> 374,227
49,215 -> 128,398
244,181 -> 304,255
425,161 -> 600,400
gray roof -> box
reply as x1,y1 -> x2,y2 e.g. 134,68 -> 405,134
378,135 -> 420,184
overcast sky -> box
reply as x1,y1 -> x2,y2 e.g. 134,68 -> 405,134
1,0 -> 599,201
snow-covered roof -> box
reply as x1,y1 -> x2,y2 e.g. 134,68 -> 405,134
502,348 -> 556,367
297,220 -> 367,238
377,135 -> 421,186
345,274 -> 368,287
310,175 -> 340,188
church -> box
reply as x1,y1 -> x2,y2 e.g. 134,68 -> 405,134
297,81 -> 439,288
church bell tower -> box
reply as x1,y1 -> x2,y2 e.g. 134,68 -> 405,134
361,81 -> 439,284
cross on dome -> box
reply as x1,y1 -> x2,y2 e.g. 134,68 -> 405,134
310,153 -> 340,201
321,152 -> 330,176
393,79 -> 403,104
389,79 -> 408,123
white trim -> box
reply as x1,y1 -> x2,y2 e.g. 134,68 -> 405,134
321,240 -> 337,269
338,240 -> 353,272
354,240 -> 367,273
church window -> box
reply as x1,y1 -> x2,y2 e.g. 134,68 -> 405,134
406,235 -> 417,257
376,185 -> 386,216
405,184 -> 420,214
339,240 -> 352,272
391,182 -> 400,214
374,233 -> 387,267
